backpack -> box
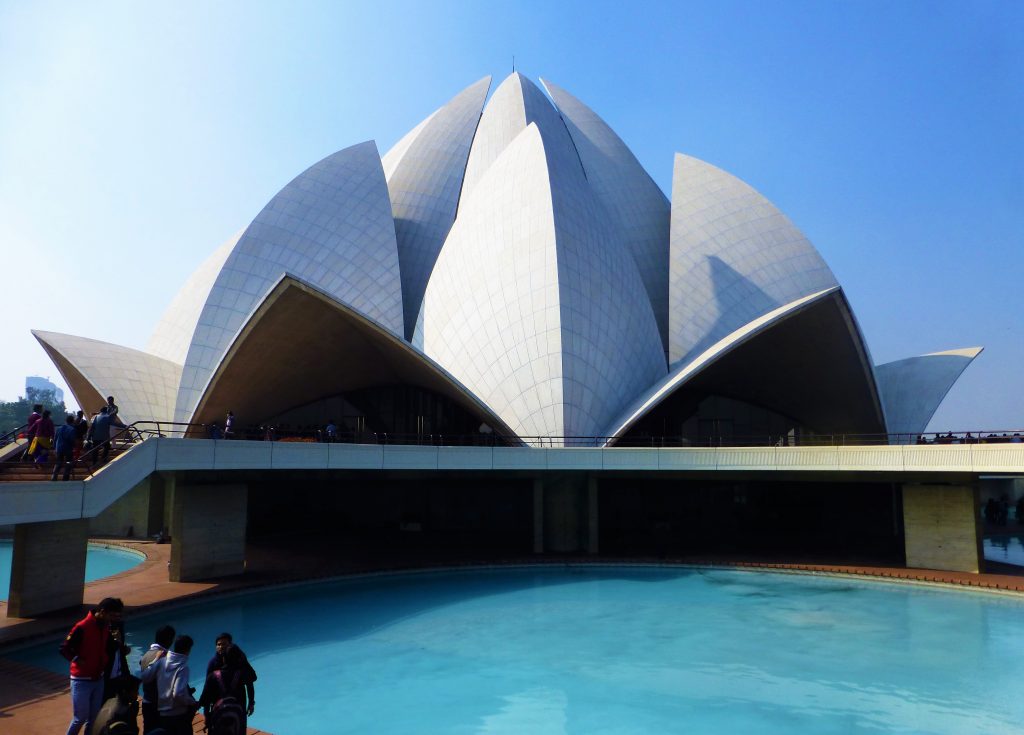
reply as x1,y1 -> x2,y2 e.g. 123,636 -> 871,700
208,670 -> 246,735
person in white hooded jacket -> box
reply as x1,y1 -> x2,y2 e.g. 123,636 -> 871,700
139,634 -> 197,735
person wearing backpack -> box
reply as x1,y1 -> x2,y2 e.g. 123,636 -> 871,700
139,635 -> 197,735
198,644 -> 251,735
89,674 -> 141,735
205,632 -> 256,717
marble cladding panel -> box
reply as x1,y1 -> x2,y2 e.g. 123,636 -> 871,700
459,73 -> 583,208
175,140 -> 403,423
875,349 -> 982,437
33,331 -> 182,424
669,153 -> 838,369
420,124 -> 565,438
146,232 -> 240,366
383,76 -> 491,339
543,78 -> 671,352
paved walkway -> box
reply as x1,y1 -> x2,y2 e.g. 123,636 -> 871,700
2,538 -> 1023,734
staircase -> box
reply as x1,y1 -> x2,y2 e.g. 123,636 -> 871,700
0,443 -> 135,483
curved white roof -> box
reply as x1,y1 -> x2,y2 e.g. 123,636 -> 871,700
603,288 -> 838,440
145,231 -> 239,365
33,330 -> 182,424
419,123 -> 664,441
875,347 -> 983,438
542,78 -> 671,353
383,76 -> 491,339
174,140 -> 402,423
458,73 -> 584,208
668,153 -> 838,369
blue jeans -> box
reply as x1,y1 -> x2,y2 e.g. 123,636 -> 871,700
66,678 -> 105,735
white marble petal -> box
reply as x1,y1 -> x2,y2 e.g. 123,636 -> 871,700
383,76 -> 491,339
542,78 -> 671,353
146,231 -> 239,365
875,347 -> 984,439
33,330 -> 182,424
420,123 -> 664,442
458,72 -> 584,209
669,153 -> 839,369
603,288 -> 839,441
175,140 -> 402,423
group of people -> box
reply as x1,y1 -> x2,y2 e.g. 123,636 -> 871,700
983,495 -> 1024,527
916,431 -> 1024,444
21,396 -> 126,479
60,597 -> 258,735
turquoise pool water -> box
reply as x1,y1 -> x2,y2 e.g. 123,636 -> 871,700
11,566 -> 1024,734
0,539 -> 143,601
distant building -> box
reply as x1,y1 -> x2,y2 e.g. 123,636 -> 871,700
25,375 -> 63,404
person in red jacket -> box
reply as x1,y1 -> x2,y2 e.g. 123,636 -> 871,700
60,597 -> 124,735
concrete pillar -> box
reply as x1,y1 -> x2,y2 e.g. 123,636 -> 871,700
8,519 -> 88,617
90,474 -> 165,538
532,479 -> 544,554
903,483 -> 983,573
169,481 -> 248,582
148,472 -> 167,537
542,474 -> 588,553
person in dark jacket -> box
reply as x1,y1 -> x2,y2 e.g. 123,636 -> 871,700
52,414 -> 77,481
74,410 -> 89,460
90,674 -> 141,735
198,644 -> 251,732
137,625 -> 175,734
205,633 -> 256,717
89,407 -> 114,467
104,616 -> 132,702
60,597 -> 123,735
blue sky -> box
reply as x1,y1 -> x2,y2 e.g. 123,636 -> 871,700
1,0 -> 1021,430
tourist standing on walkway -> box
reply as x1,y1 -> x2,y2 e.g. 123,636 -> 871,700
73,410 -> 89,461
88,407 -> 114,467
138,625 -> 175,734
206,632 -> 256,718
59,597 -> 124,735
106,395 -> 120,422
30,409 -> 55,466
141,635 -> 199,735
199,643 -> 253,733
224,411 -> 235,439
104,614 -> 132,701
51,414 -> 77,481
21,403 -> 43,461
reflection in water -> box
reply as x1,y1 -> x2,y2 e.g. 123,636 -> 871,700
984,535 -> 1024,567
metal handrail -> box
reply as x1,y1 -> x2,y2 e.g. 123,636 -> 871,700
7,421 -> 1024,482
0,422 -> 28,447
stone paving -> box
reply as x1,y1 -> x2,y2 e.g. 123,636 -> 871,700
2,538 -> 1023,734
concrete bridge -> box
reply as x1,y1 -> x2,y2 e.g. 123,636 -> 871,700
3,438 -> 1023,617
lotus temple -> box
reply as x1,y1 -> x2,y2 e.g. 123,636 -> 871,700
4,73 -> 1021,623
29,72 -> 983,446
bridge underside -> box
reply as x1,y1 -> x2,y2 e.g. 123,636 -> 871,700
7,436 -> 1017,616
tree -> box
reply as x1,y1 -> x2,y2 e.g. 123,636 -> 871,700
0,387 -> 69,438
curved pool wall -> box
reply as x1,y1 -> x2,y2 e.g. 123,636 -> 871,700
0,539 -> 143,602
9,564 -> 1024,734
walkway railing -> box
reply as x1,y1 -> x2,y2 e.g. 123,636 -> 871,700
3,421 -> 1023,483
